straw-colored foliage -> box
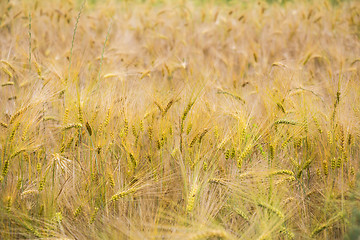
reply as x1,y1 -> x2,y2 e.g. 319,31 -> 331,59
0,0 -> 359,239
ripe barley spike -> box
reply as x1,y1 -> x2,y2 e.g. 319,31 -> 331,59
0,1 -> 358,239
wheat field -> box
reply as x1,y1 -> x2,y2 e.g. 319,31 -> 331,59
0,0 -> 360,239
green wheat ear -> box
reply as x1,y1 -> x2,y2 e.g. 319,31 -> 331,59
311,212 -> 345,237
273,119 -> 298,126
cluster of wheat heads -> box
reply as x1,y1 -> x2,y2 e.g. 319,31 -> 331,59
0,0 -> 359,239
